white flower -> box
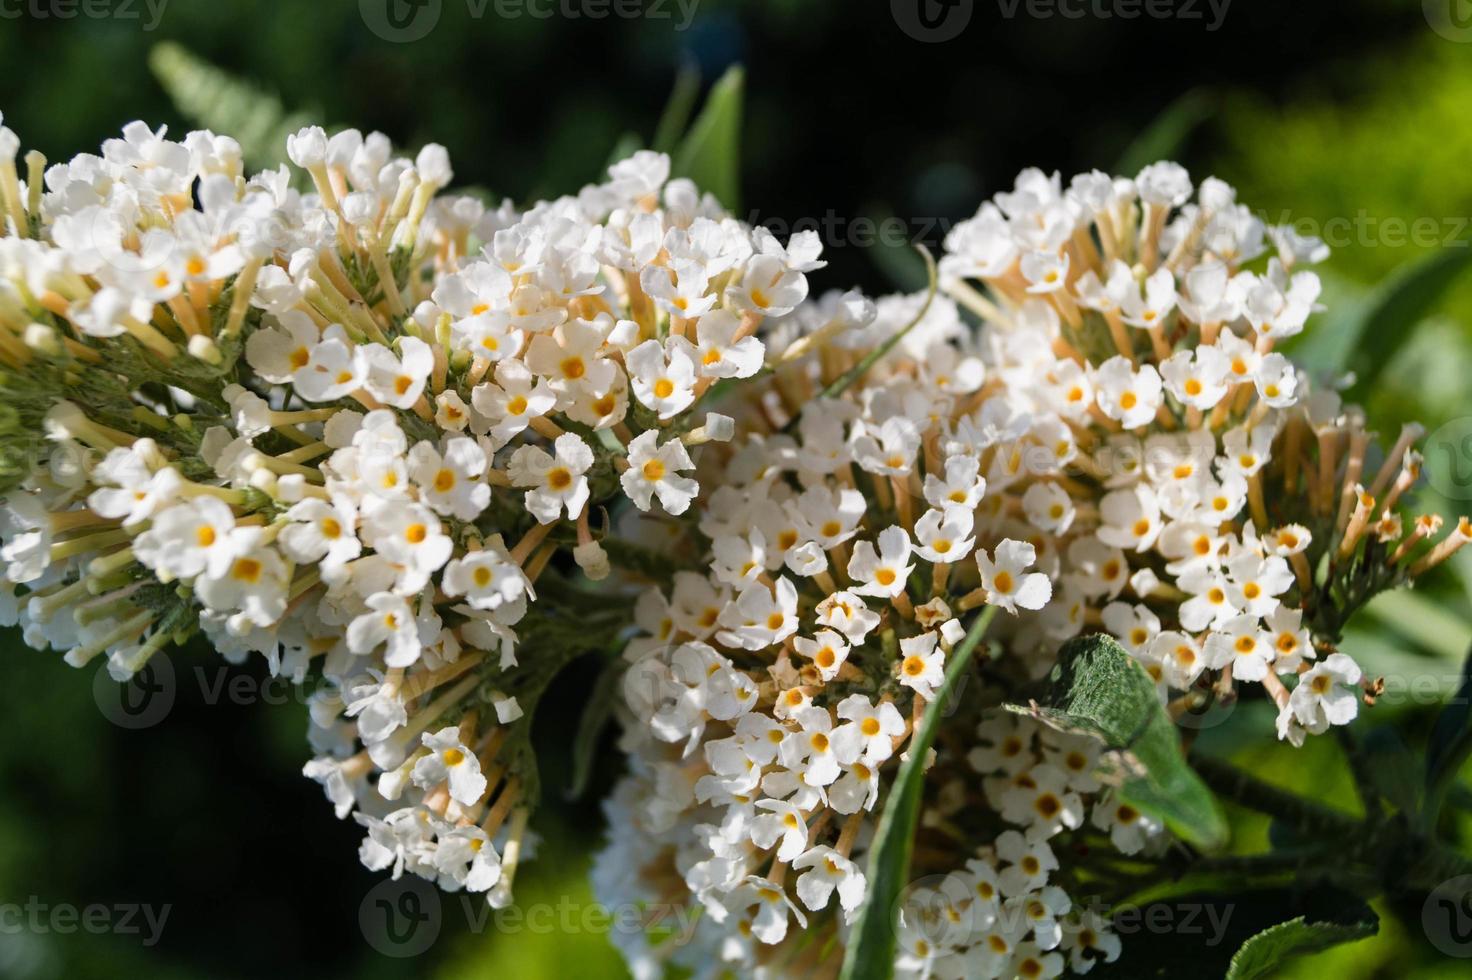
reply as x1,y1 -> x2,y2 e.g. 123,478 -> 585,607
790,485 -> 867,548
913,507 -> 976,564
508,433 -> 594,523
792,846 -> 865,917
1121,267 -> 1177,329
641,260 -> 717,319
434,826 -> 502,893
814,591 -> 882,645
244,311 -> 320,384
1203,614 -> 1273,682
347,592 -> 423,667
292,326 -> 363,402
413,727 -> 487,806
1094,356 -> 1162,429
832,693 -> 905,763
358,337 -> 433,409
975,540 -> 1052,613
1021,249 -> 1069,293
621,431 -> 699,515
779,705 -> 845,787
848,526 -> 914,599
792,629 -> 850,683
897,632 -> 945,700
717,577 -> 799,651
728,253 -> 809,316
361,499 -> 453,588
1090,791 -> 1162,855
1022,481 -> 1076,534
626,338 -> 698,419
133,496 -> 240,581
409,437 -> 491,521
1147,630 -> 1206,690
1160,346 -> 1229,409
750,799 -> 809,861
996,830 -> 1057,895
1264,605 -> 1313,672
1224,551 -> 1293,617
1096,486 -> 1161,552
732,875 -> 806,945
442,545 -> 527,612
682,309 -> 764,379
471,359 -> 557,444
1286,653 -> 1361,734
923,453 -> 986,512
279,496 -> 362,569
194,541 -> 290,628
1000,763 -> 1084,840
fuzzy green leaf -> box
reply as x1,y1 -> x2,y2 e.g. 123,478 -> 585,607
838,605 -> 997,980
1090,886 -> 1376,979
1225,894 -> 1378,980
1008,633 -> 1228,849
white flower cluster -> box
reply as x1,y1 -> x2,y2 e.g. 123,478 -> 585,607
0,109 -> 1462,978
0,117 -> 825,909
587,165 -> 1468,975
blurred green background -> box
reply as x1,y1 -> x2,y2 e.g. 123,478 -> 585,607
4,0 -> 1472,977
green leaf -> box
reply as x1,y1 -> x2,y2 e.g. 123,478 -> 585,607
1114,89 -> 1214,176
651,62 -> 701,155
148,43 -> 319,171
1341,245 -> 1472,401
1007,634 -> 1228,849
838,605 -> 997,980
1424,643 -> 1472,830
866,208 -> 931,293
1225,893 -> 1379,980
1359,726 -> 1421,816
1090,886 -> 1376,979
671,66 -> 744,211
1362,587 -> 1472,663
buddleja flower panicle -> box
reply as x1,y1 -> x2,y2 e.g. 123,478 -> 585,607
0,116 -> 1460,978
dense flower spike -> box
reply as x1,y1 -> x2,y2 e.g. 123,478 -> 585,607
588,166 -> 1462,976
0,116 -> 1458,977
